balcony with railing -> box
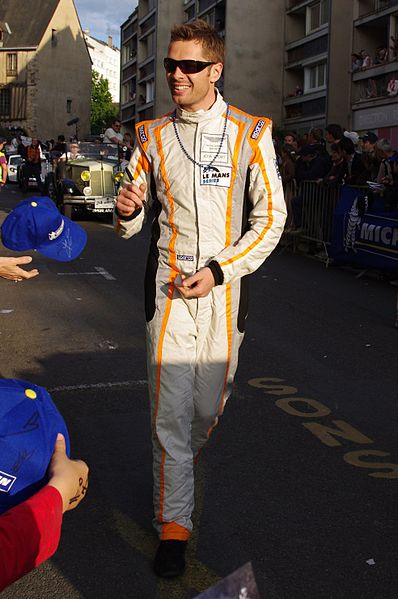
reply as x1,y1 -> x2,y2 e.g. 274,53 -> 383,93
356,0 -> 398,22
352,69 -> 398,104
284,96 -> 326,122
286,34 -> 328,66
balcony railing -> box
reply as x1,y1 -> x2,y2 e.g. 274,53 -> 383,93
358,0 -> 398,18
287,35 -> 328,65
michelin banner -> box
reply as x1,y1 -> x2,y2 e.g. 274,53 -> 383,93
329,186 -> 398,272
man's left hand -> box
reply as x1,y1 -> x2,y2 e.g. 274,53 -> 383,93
175,267 -> 215,298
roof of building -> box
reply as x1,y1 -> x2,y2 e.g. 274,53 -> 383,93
0,0 -> 60,48
84,32 -> 120,52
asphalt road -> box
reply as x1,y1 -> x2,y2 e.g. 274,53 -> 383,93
1,186 -> 398,598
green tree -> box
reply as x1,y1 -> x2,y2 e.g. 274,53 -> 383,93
90,70 -> 118,135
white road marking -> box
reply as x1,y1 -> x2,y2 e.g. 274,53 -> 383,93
57,266 -> 116,280
49,380 -> 147,393
0,309 -> 13,314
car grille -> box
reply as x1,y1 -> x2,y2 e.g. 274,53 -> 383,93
68,165 -> 115,196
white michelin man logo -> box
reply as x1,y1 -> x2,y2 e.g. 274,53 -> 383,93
344,194 -> 368,252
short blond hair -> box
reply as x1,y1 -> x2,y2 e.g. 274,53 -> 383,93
170,20 -> 224,64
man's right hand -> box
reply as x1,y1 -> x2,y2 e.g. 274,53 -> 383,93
116,182 -> 147,217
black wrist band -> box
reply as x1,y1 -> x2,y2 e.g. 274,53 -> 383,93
208,260 -> 224,286
114,206 -> 142,221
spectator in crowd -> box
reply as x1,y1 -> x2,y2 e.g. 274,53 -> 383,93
0,137 -> 8,188
375,46 -> 389,64
122,132 -> 133,162
307,127 -> 331,171
16,136 -> 27,159
295,145 -> 330,185
103,118 -> 123,146
351,53 -> 363,72
360,49 -> 373,69
284,132 -> 299,152
52,135 -> 66,153
390,35 -> 398,60
59,142 -> 83,161
280,143 -> 297,230
338,137 -> 369,185
343,130 -> 360,148
366,78 -> 377,98
0,256 -> 39,281
323,143 -> 347,186
25,137 -> 43,192
325,123 -> 343,146
375,139 -> 396,185
383,154 -> 398,212
361,131 -> 379,180
0,433 -> 88,592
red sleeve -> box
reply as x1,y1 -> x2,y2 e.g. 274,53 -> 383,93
0,156 -> 6,165
0,486 -> 63,592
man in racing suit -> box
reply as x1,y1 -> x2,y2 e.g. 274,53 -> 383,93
114,20 -> 287,578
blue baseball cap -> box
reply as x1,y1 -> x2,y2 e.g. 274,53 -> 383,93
0,379 -> 70,515
1,196 -> 87,262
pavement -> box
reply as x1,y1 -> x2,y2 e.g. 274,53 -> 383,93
1,186 -> 398,598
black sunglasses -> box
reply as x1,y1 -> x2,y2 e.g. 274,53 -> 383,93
163,57 -> 215,74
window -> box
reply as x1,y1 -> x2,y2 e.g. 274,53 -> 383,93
51,29 -> 57,46
66,98 -> 72,113
0,88 -> 11,116
305,62 -> 327,91
146,78 -> 155,103
307,0 -> 329,33
6,53 -> 17,76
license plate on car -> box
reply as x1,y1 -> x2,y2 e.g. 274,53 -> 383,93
94,197 -> 115,210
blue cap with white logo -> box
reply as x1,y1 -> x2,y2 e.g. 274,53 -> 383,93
1,196 -> 87,262
0,379 -> 70,515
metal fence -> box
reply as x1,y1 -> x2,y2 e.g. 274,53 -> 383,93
299,181 -> 341,245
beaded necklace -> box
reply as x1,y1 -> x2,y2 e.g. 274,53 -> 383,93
172,103 -> 230,169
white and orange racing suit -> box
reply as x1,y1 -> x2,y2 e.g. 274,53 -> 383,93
114,91 -> 286,541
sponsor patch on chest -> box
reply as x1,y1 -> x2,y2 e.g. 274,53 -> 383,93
200,165 -> 232,187
138,125 -> 148,144
251,119 -> 266,140
200,133 -> 229,165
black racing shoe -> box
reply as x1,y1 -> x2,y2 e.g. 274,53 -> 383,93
153,540 -> 187,578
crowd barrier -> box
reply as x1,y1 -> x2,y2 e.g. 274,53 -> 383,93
298,181 -> 342,245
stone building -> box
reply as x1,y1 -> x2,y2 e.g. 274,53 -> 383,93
0,0 -> 92,140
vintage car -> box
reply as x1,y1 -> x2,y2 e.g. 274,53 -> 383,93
17,151 -> 52,191
7,154 -> 24,183
47,142 -> 125,218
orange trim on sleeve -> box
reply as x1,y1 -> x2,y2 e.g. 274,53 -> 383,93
132,152 -> 151,180
219,146 -> 274,268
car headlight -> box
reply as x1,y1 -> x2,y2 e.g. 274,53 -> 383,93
83,186 -> 92,196
81,170 -> 91,182
114,171 -> 124,183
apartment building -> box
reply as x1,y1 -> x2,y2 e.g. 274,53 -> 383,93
120,0 -> 398,145
351,0 -> 398,146
282,0 -> 354,135
120,0 -> 285,133
84,32 -> 120,103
